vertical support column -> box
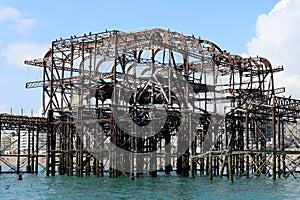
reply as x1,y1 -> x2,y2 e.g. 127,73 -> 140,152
17,125 -> 21,174
47,110 -> 56,176
109,30 -> 118,179
100,161 -> 104,177
51,114 -> 56,176
164,131 -> 172,174
58,152 -> 63,175
136,138 -> 143,177
69,150 -> 73,176
245,108 -> 250,178
85,132 -> 91,177
281,121 -> 286,175
80,147 -> 83,177
189,114 -> 195,179
31,129 -> 35,173
176,156 -> 182,175
253,121 -> 258,174
35,128 -> 39,174
228,150 -> 233,183
99,125 -> 104,177
130,136 -> 135,178
149,136 -> 157,177
58,122 -> 65,176
277,118 -> 281,178
86,158 -> 91,176
48,40 -> 55,176
76,135 -> 83,177
46,122 -> 50,176
65,125 -> 70,176
94,159 -> 99,177
208,152 -> 212,181
69,44 -> 75,177
93,158 -> 97,176
189,139 -> 196,179
26,129 -> 31,172
272,96 -> 276,180
109,124 -> 118,178
70,124 -> 75,176
149,49 -> 157,178
260,120 -> 266,175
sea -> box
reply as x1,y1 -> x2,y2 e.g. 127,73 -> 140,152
1,171 -> 300,200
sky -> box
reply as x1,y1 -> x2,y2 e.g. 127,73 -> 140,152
0,0 -> 299,116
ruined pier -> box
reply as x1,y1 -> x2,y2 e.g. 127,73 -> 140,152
1,28 -> 300,182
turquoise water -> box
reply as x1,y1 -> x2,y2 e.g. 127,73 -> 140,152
1,173 -> 300,200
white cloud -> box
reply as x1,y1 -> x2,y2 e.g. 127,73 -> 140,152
13,18 -> 37,35
0,6 -> 36,35
246,0 -> 300,98
0,6 -> 20,23
0,41 -> 49,68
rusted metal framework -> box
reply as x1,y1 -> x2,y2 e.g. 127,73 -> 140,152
0,114 -> 47,174
24,28 -> 300,181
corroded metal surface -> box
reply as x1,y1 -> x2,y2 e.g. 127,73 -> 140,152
21,28 -> 300,180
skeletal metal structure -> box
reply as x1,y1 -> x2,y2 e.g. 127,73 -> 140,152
0,114 -> 47,174
22,28 -> 300,181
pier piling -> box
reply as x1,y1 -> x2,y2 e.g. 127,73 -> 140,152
1,28 -> 300,181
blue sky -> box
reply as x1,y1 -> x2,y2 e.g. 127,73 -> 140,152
0,0 -> 299,116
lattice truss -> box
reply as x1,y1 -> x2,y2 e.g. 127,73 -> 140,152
24,28 -> 300,173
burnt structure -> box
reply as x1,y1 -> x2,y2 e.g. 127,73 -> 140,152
19,28 -> 300,181
0,114 -> 47,174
